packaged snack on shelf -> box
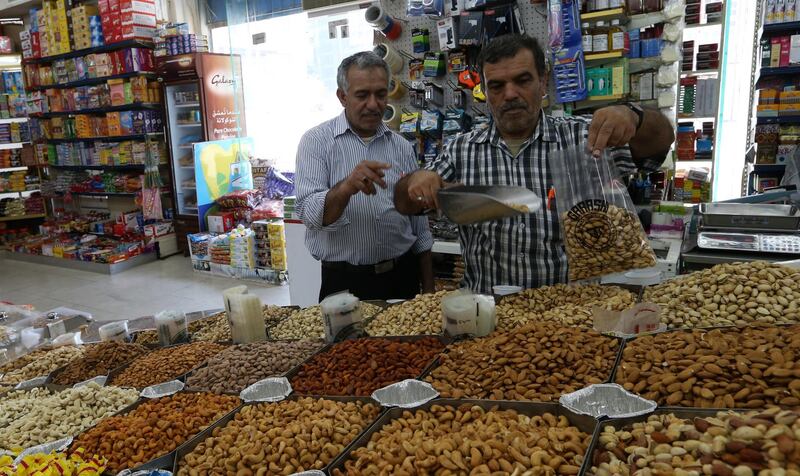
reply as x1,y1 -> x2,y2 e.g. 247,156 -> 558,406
552,143 -> 657,281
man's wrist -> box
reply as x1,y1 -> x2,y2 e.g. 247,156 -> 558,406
625,103 -> 644,131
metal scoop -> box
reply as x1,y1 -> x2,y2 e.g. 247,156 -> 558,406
437,185 -> 542,225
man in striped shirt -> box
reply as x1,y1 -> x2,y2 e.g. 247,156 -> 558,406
395,34 -> 674,294
295,52 -> 434,301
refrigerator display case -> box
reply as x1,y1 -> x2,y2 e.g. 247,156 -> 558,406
157,53 -> 246,254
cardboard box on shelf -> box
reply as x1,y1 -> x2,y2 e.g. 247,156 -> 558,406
208,212 -> 234,233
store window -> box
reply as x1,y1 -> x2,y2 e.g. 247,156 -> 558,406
210,6 -> 374,171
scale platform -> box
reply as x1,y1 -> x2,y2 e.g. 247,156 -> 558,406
697,203 -> 800,255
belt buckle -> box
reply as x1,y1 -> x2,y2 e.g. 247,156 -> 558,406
374,259 -> 394,274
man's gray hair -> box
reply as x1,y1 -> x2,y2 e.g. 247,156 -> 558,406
337,51 -> 391,93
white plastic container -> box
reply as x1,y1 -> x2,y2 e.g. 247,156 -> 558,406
154,310 -> 188,346
98,320 -> 130,342
441,291 -> 496,337
321,292 -> 363,343
492,285 -> 523,296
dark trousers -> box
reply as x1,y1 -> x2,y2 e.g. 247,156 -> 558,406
319,251 -> 421,301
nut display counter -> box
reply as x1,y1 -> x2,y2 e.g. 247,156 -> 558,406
1,260 -> 800,475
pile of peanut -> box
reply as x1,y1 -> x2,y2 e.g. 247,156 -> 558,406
176,398 -> 380,476
109,342 -> 225,388
496,284 -> 637,329
0,345 -> 86,384
589,408 -> 800,475
0,383 -> 139,450
270,303 -> 382,340
616,324 -> 800,408
51,341 -> 149,385
643,261 -> 800,329
333,404 -> 591,475
70,392 -> 240,473
563,204 -> 656,281
426,322 -> 619,401
186,340 -> 323,394
291,337 -> 444,396
364,291 -> 448,336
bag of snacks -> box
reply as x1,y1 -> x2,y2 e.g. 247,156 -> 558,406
552,144 -> 656,281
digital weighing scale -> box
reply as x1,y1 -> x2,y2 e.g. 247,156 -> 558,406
696,203 -> 800,255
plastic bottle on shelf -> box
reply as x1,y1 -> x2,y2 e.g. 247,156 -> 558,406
610,19 -> 628,53
582,23 -> 593,53
592,21 -> 610,53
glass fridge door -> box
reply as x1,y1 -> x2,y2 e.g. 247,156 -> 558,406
166,82 -> 203,216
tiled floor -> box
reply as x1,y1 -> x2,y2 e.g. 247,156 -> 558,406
0,254 -> 291,321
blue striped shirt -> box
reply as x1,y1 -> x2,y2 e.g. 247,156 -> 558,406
295,112 -> 433,265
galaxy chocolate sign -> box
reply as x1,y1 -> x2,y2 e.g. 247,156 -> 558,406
200,54 -> 247,141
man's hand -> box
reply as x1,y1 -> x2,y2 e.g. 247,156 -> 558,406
340,160 -> 391,196
588,105 -> 639,157
407,170 -> 444,210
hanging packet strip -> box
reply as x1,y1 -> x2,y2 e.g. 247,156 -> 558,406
551,143 -> 657,282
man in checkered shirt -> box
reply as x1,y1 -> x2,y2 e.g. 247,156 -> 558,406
395,34 -> 675,294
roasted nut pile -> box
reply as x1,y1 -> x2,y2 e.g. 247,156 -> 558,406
270,303 -> 382,340
496,284 -> 636,329
109,342 -> 225,388
291,337 -> 444,396
0,345 -> 86,384
176,397 -> 380,476
643,261 -> 800,329
186,340 -> 324,393
616,324 -> 800,408
70,392 -> 240,474
0,387 -> 52,427
563,204 -> 656,281
0,382 -> 138,450
333,404 -> 591,475
364,291 -> 448,336
426,322 -> 619,401
51,341 -> 149,385
589,408 -> 800,475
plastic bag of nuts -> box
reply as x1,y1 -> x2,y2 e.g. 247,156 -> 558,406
332,402 -> 593,475
552,145 -> 656,281
50,341 -> 149,385
616,324 -> 800,409
589,408 -> 800,475
69,392 -> 240,474
290,337 -> 445,396
185,340 -> 324,394
426,322 -> 620,401
496,283 -> 637,329
270,303 -> 382,340
109,342 -> 226,388
176,397 -> 381,476
643,261 -> 800,329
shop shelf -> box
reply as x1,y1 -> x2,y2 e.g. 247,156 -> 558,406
0,142 -> 27,150
580,7 -> 627,22
585,51 -> 624,62
27,71 -> 157,91
30,102 -> 161,118
629,10 -> 667,29
42,133 -> 164,143
752,164 -> 786,175
175,102 -> 200,108
761,21 -> 800,37
23,39 -> 154,65
63,190 -> 171,197
760,65 -> 800,77
684,21 -> 721,29
0,166 -> 27,172
756,115 -> 800,125
681,69 -> 719,77
0,214 -> 45,222
0,117 -> 27,124
2,249 -> 157,274
49,164 -> 146,171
